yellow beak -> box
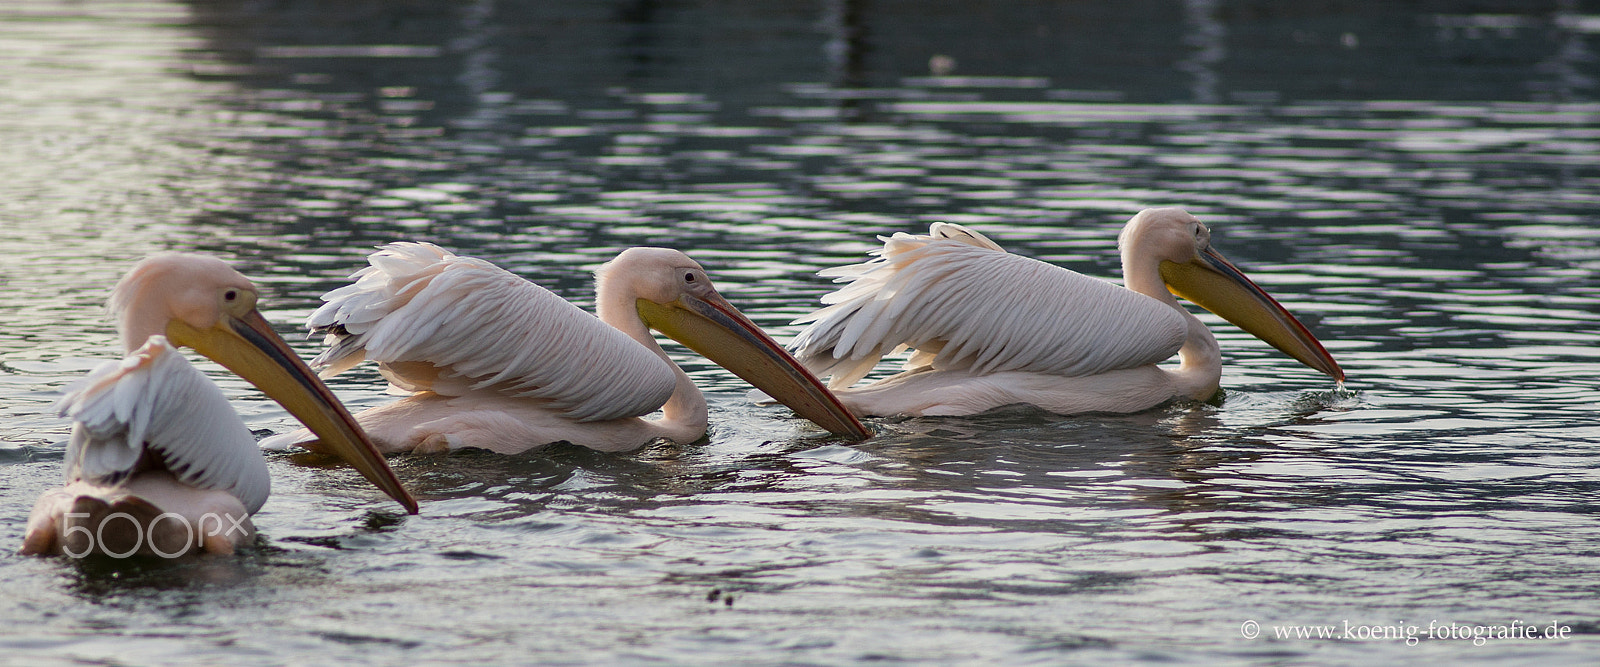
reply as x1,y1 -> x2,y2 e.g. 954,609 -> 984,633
1160,247 -> 1344,381
166,309 -> 419,514
637,293 -> 872,441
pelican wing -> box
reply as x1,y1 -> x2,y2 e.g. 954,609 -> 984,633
791,223 -> 1189,389
55,336 -> 270,514
308,242 -> 678,422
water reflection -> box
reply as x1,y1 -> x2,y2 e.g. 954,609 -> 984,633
66,550 -> 266,598
2,0 -> 1599,664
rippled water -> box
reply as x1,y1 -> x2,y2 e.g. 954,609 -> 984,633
2,1 -> 1598,663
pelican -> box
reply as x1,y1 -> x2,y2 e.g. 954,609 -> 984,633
263,242 -> 868,455
788,207 -> 1345,417
20,254 -> 417,558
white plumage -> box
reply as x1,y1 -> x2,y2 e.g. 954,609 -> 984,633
21,253 -> 415,558
308,242 -> 676,422
58,336 -> 270,514
790,208 -> 1344,417
268,242 -> 866,454
793,222 -> 1186,388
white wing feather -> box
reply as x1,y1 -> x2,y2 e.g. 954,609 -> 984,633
791,223 -> 1189,389
54,336 -> 270,513
308,242 -> 678,422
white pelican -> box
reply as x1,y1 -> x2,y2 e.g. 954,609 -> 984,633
788,207 -> 1345,417
20,254 -> 417,558
263,242 -> 868,455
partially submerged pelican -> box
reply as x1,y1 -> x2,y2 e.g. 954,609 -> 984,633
789,208 -> 1344,417
264,242 -> 868,455
20,254 -> 416,558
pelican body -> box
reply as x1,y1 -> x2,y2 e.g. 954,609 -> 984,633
21,254 -> 416,558
267,242 -> 867,455
790,208 -> 1344,417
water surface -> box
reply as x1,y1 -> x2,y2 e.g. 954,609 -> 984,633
1,1 -> 1598,664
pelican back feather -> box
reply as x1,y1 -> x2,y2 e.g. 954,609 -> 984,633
55,336 -> 270,514
791,223 -> 1189,389
308,242 -> 678,422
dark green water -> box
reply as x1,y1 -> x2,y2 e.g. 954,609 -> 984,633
1,1 -> 1597,663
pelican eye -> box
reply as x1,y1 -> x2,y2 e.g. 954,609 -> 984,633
224,289 -> 239,302
684,272 -> 696,283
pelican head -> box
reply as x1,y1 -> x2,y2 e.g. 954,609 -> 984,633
110,254 -> 419,513
601,248 -> 871,440
1120,208 -> 1345,381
